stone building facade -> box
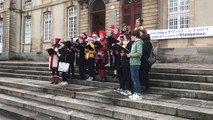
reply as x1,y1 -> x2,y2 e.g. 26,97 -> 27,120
0,0 -> 213,63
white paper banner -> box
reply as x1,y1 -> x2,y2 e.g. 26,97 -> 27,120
148,26 -> 213,40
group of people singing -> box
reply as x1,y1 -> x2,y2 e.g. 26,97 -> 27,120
48,18 -> 154,100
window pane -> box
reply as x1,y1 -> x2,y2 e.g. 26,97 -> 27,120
124,16 -> 130,26
168,0 -> 189,29
68,7 -> 77,37
134,6 -> 141,13
44,12 -> 51,41
124,8 -> 131,14
0,21 -> 2,43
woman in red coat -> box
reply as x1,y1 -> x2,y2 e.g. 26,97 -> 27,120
96,30 -> 109,81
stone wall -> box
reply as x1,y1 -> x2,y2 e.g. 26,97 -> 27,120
142,0 -> 159,30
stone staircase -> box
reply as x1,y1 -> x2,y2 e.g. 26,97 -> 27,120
0,61 -> 213,119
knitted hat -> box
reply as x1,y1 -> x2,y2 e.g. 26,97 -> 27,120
109,24 -> 115,29
99,30 -> 107,37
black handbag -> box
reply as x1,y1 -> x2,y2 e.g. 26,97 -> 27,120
145,48 -> 156,65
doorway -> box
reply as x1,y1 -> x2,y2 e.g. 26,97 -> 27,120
91,0 -> 105,34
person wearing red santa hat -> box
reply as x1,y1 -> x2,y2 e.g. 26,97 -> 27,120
49,37 -> 61,84
107,24 -> 115,38
92,32 -> 100,41
96,30 -> 109,81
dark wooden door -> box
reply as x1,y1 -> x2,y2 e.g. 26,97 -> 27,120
122,0 -> 142,30
91,0 -> 105,34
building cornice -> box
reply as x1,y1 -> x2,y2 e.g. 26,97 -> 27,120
22,0 -> 73,12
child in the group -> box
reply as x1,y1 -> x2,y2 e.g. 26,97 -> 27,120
85,36 -> 96,81
96,30 -> 109,81
127,30 -> 143,100
49,38 -> 61,84
58,41 -> 69,85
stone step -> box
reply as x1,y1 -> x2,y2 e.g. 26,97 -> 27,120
150,79 -> 213,91
0,94 -> 117,120
2,64 -> 213,84
0,69 -> 119,83
0,65 -> 48,71
149,87 -> 213,101
150,67 -> 213,75
0,103 -> 60,120
0,71 -> 51,81
0,61 -> 49,67
1,70 -> 213,101
0,85 -> 189,120
1,77 -> 213,120
150,72 -> 213,83
0,64 -> 213,84
68,79 -> 213,100
2,61 -> 213,76
0,68 -> 51,76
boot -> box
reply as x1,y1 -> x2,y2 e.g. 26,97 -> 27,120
54,76 -> 59,84
103,77 -> 107,82
100,77 -> 103,81
50,76 -> 55,84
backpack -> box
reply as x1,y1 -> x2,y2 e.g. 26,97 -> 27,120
146,48 -> 156,65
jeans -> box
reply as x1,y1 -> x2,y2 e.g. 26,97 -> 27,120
87,58 -> 95,77
130,65 -> 141,95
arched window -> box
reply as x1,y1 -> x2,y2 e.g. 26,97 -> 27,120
122,0 -> 141,30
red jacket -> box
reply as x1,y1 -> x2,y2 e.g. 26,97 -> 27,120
96,39 -> 109,65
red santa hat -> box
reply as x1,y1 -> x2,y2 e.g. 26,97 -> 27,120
99,30 -> 107,37
109,24 -> 115,29
92,32 -> 98,37
87,36 -> 94,41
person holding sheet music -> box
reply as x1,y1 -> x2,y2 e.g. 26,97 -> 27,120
48,38 -> 61,84
127,30 -> 143,100
58,41 -> 69,85
111,28 -> 121,78
116,33 -> 134,95
85,36 -> 96,81
66,36 -> 76,79
75,36 -> 86,80
96,30 -> 109,81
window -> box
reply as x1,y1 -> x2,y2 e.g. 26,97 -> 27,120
0,20 -> 3,43
44,12 -> 51,41
25,16 -> 31,44
67,7 -> 77,38
168,0 -> 189,29
25,0 -> 32,4
0,19 -> 2,53
122,0 -> 141,30
0,0 -> 4,8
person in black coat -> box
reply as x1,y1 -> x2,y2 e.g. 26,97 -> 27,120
66,37 -> 76,79
75,36 -> 86,80
117,33 -> 134,95
58,41 -> 69,85
139,29 -> 153,92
